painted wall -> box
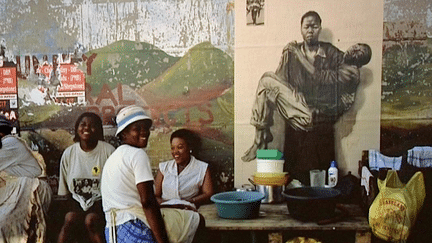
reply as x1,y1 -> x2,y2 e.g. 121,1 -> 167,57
380,0 -> 432,156
2,0 -> 432,192
0,0 -> 235,193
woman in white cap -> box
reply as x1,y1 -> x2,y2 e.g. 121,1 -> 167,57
102,105 -> 200,243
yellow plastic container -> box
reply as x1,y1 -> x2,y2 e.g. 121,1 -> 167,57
253,172 -> 289,186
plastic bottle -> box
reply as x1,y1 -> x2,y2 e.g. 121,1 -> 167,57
328,161 -> 338,187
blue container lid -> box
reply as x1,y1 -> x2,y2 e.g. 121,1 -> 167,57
330,161 -> 337,168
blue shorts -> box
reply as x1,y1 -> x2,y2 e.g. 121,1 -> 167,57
105,219 -> 156,243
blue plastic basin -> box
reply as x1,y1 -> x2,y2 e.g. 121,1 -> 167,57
210,191 -> 265,219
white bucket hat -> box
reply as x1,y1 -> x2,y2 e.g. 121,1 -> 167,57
115,105 -> 152,136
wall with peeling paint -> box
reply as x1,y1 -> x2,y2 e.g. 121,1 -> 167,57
2,0 -> 432,194
380,0 -> 432,156
0,0 -> 235,193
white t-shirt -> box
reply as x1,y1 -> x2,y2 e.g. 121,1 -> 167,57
101,144 -> 154,226
58,141 -> 115,211
159,156 -> 208,201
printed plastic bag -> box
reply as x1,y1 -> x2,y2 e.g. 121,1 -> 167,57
369,170 -> 425,242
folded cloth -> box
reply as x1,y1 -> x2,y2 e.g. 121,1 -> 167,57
368,150 -> 402,171
361,166 -> 374,196
407,146 -> 432,168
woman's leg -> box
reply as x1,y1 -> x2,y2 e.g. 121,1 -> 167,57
85,200 -> 106,243
85,213 -> 105,243
192,213 -> 207,243
58,211 -> 83,243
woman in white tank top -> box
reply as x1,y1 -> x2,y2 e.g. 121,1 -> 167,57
154,129 -> 214,210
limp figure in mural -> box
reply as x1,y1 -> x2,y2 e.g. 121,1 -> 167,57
242,11 -> 371,181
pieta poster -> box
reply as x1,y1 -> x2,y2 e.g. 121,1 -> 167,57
234,0 -> 383,186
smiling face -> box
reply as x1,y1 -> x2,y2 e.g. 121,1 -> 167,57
120,120 -> 151,148
171,137 -> 191,166
301,16 -> 321,45
77,116 -> 99,143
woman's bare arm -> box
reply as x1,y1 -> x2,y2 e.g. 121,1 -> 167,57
186,168 -> 214,207
137,181 -> 169,243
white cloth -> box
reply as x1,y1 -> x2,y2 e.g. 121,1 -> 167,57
407,146 -> 432,168
58,141 -> 115,211
0,135 -> 42,178
368,150 -> 402,171
0,173 -> 52,243
101,144 -> 154,227
159,156 -> 208,203
361,166 -> 374,196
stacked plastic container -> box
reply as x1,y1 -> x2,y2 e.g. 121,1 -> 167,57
253,149 -> 288,187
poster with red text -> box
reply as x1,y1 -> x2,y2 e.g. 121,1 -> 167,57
0,66 -> 19,134
37,63 -> 85,105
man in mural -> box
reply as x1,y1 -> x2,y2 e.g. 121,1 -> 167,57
242,11 -> 371,182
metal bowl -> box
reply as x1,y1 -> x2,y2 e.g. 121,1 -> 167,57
255,184 -> 285,204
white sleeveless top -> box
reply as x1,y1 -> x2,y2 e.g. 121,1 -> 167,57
159,156 -> 208,201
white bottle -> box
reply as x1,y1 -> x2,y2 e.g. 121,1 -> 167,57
328,161 -> 338,187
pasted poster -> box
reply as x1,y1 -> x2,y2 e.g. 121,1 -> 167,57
0,0 -> 235,192
235,0 -> 383,186
381,0 -> 432,155
0,66 -> 19,134
36,61 -> 86,105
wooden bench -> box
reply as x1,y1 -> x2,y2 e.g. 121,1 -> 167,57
198,203 -> 371,243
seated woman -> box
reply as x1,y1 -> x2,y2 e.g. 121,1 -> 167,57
57,112 -> 115,243
155,129 -> 214,210
0,114 -> 52,242
102,105 -> 201,243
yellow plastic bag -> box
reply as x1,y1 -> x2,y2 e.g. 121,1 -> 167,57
369,170 -> 425,242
